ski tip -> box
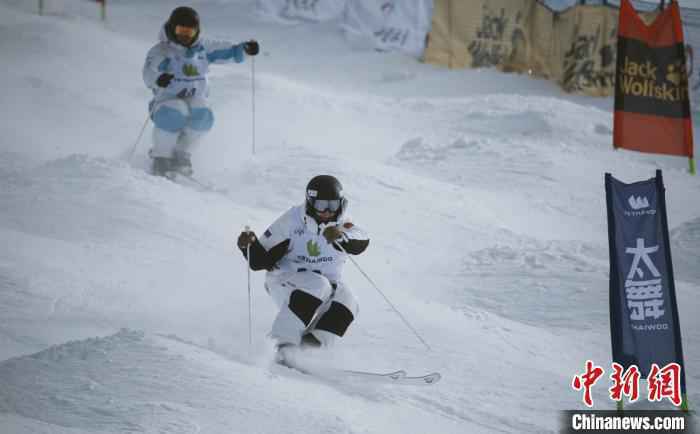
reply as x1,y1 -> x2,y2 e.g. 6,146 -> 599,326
422,373 -> 441,385
342,369 -> 407,379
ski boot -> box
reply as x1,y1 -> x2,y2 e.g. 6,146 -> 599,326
173,150 -> 193,177
300,333 -> 322,349
151,157 -> 176,178
274,342 -> 297,366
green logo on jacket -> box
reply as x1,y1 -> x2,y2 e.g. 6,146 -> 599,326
306,240 -> 321,257
182,64 -> 200,77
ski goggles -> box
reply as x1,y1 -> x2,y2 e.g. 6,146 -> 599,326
311,199 -> 342,212
174,25 -> 198,37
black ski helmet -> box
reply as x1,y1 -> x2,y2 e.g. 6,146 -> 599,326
165,6 -> 200,46
305,175 -> 347,223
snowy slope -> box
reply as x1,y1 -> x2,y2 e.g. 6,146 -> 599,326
1,1 -> 699,433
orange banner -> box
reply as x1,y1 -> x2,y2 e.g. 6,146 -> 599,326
613,0 -> 693,158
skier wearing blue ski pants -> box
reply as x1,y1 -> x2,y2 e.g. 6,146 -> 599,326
142,6 -> 259,176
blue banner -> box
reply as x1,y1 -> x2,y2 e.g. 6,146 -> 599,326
605,170 -> 685,392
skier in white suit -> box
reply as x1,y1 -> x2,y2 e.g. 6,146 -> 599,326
143,6 -> 259,177
237,175 -> 370,351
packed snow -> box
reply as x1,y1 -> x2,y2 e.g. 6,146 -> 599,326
0,0 -> 699,433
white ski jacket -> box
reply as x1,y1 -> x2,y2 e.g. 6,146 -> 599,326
244,204 -> 370,284
143,26 -> 246,103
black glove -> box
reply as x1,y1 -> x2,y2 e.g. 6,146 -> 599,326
322,226 -> 345,244
237,230 -> 257,249
156,73 -> 174,88
243,40 -> 259,56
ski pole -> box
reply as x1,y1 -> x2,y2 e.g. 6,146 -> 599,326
127,112 -> 151,163
303,286 -> 336,336
244,225 -> 253,349
251,56 -> 256,156
334,241 -> 432,351
127,98 -> 160,163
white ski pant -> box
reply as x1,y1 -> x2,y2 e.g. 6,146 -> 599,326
150,96 -> 214,158
265,270 -> 359,347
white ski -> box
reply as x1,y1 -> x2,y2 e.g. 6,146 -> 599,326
338,369 -> 441,386
166,172 -> 227,194
276,351 -> 440,386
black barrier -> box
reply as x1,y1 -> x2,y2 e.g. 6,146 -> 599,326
605,171 -> 686,404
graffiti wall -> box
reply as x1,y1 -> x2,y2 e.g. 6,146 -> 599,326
421,0 -> 452,67
257,0 -> 347,22
343,0 -> 433,58
466,1 -> 530,69
527,2 -> 556,79
685,7 -> 700,117
423,0 -> 665,97
257,0 -> 433,57
423,0 -> 532,70
556,5 -> 618,96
